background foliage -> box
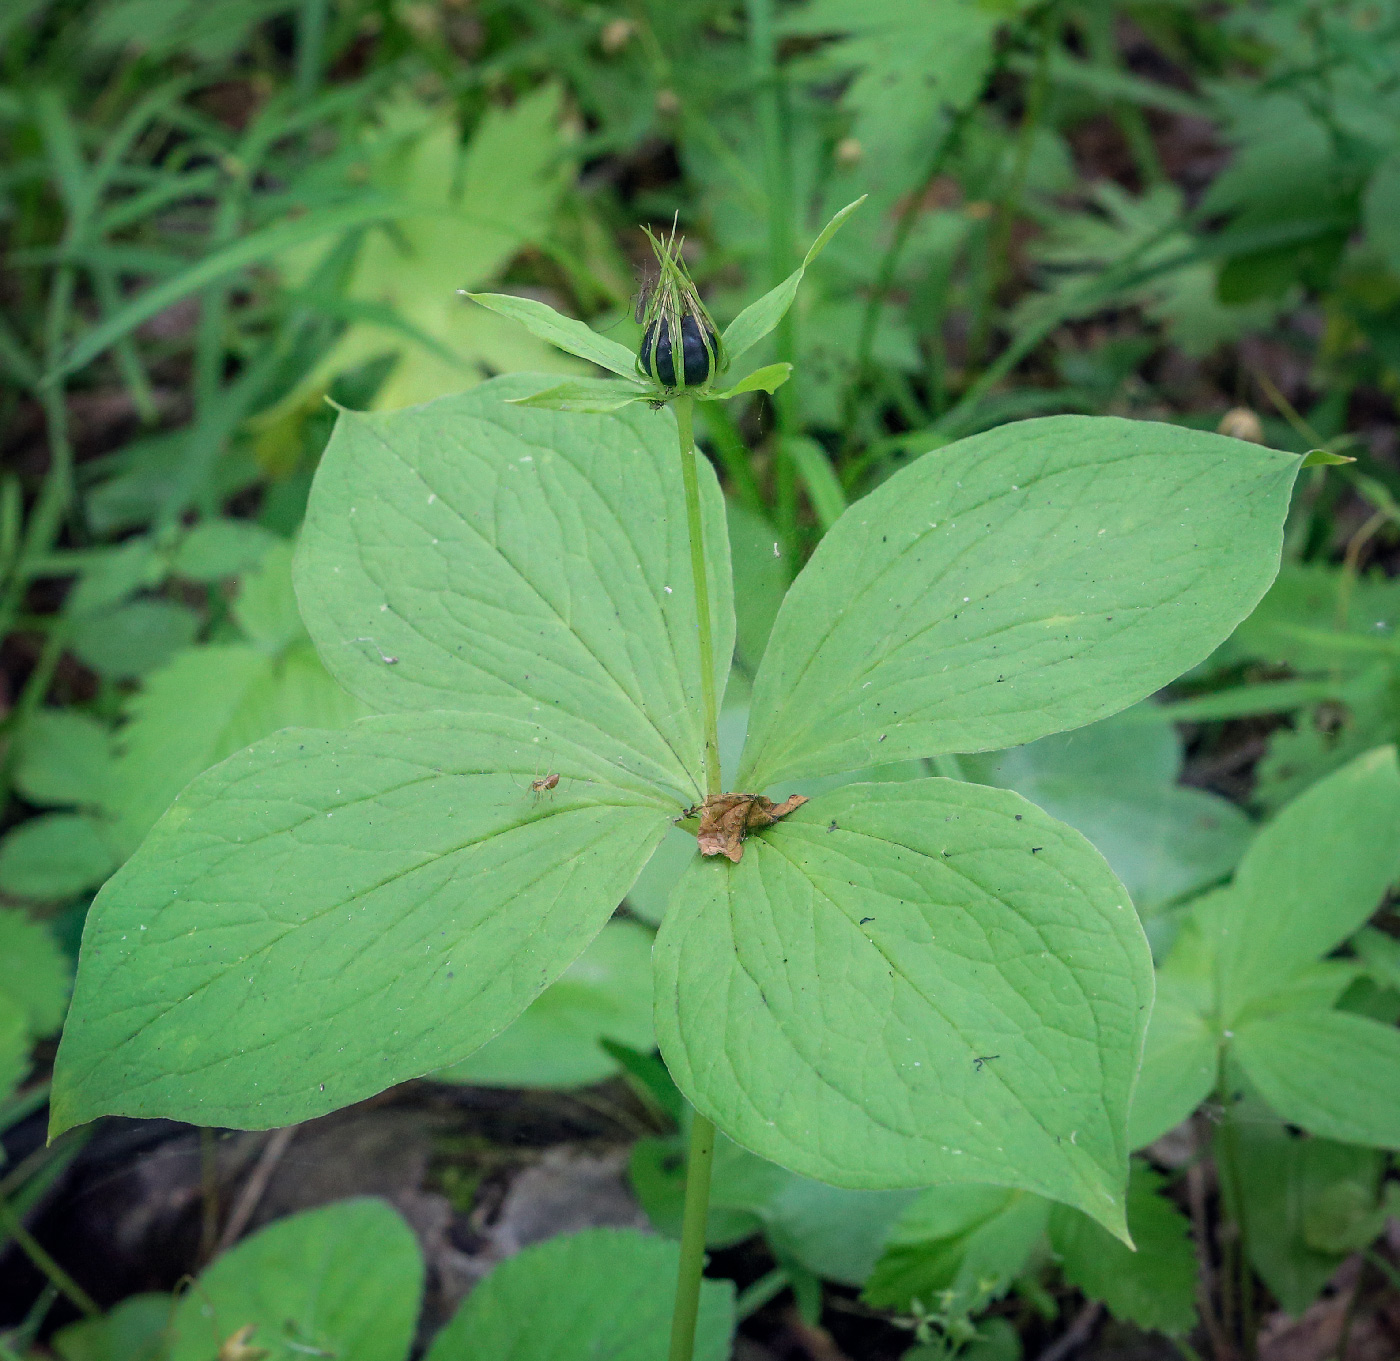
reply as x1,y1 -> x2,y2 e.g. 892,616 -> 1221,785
4,1 -> 1400,1359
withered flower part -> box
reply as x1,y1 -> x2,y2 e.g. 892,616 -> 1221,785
695,791 -> 808,863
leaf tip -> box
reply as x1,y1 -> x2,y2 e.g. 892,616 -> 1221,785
1301,448 -> 1355,467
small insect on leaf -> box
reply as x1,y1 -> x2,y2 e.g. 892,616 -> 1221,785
529,772 -> 560,801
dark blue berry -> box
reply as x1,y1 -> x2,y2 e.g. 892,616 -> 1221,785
642,315 -> 716,388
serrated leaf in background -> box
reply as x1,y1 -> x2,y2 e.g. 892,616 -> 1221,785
276,87 -> 584,412
1017,182 -> 1280,356
1049,1161 -> 1197,1335
0,907 -> 71,1037
0,813 -> 118,901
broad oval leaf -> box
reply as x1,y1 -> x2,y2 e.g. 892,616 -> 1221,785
738,416 -> 1299,788
168,1199 -> 422,1361
50,713 -> 671,1134
296,376 -> 733,807
1234,1010 -> 1400,1149
653,778 -> 1153,1238
1126,980 -> 1217,1149
1219,745 -> 1400,1017
426,1227 -> 733,1361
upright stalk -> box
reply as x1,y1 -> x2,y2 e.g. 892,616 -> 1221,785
675,397 -> 722,799
668,1112 -> 718,1361
745,0 -> 799,557
668,396 -> 723,1361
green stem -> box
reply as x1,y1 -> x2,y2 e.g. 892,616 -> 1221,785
295,0 -> 329,98
676,398 -> 722,799
746,0 -> 798,555
1215,1084 -> 1257,1361
0,1196 -> 98,1318
668,1113 -> 718,1361
736,1266 -> 790,1320
669,394 -> 723,1361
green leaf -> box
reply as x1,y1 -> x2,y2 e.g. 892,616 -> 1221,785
726,500 -> 791,679
784,436 -> 847,532
1234,1009 -> 1400,1148
0,907 -> 71,1036
738,416 -> 1299,789
53,1294 -> 172,1361
779,3 -> 999,184
172,520 -> 279,582
70,599 -> 201,681
1049,1162 -> 1197,1335
864,1185 -> 1049,1314
13,710 -> 113,809
711,1137 -> 914,1284
424,1227 -> 733,1361
0,813 -> 117,900
50,714 -> 672,1133
709,363 -> 793,400
507,377 -> 646,412
625,826 -> 696,926
434,919 -> 654,1088
103,642 -> 366,858
1126,979 -> 1217,1149
1300,448 -> 1354,468
295,376 -> 734,808
635,1125 -> 915,1279
167,1199 -> 421,1361
1231,1120 -> 1383,1317
969,707 -> 1252,927
630,1135 -> 764,1248
466,293 -> 639,379
1218,747 -> 1400,1017
654,778 -> 1152,1238
0,991 -> 30,1102
1221,563 -> 1400,676
720,198 -> 865,364
1355,927 -> 1400,992
66,537 -> 163,617
232,540 -> 310,654
1363,152 -> 1400,275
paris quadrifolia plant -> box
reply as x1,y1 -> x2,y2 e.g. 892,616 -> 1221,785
52,198 -> 1312,1360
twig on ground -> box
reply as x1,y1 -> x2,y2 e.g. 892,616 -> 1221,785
215,1125 -> 297,1255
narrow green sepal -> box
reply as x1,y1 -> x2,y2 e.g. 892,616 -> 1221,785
463,291 -> 639,378
708,363 -> 793,400
1301,448 -> 1356,467
509,378 -> 647,412
721,197 -> 866,364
